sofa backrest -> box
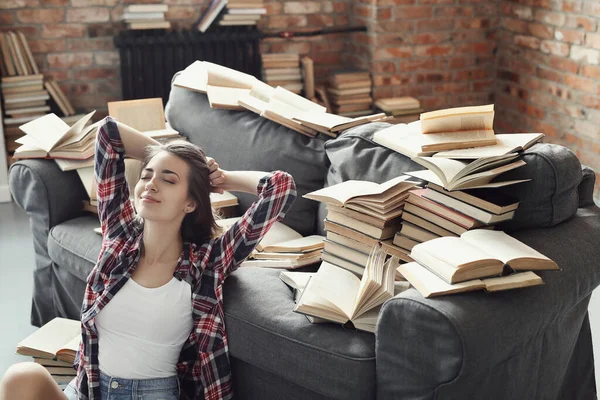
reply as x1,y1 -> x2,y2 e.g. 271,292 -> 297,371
165,78 -> 329,236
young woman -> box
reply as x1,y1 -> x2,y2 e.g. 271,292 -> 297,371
0,116 -> 296,400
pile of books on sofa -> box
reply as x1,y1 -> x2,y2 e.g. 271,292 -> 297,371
172,60 -> 388,138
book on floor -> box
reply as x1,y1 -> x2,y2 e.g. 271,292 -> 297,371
13,111 -> 97,160
16,317 -> 80,364
410,229 -> 559,284
294,246 -> 399,333
420,104 -> 494,134
398,262 -> 544,298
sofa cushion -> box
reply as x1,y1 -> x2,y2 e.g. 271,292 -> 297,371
223,267 -> 376,400
165,79 -> 329,236
496,143 -> 582,231
48,216 -> 101,282
318,122 -> 423,234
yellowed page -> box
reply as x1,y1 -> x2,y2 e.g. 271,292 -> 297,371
482,271 -> 543,292
17,318 -> 80,356
421,104 -> 494,120
261,235 -> 325,252
412,157 -> 469,186
398,262 -> 486,298
108,99 -> 163,132
433,133 -> 544,159
310,261 -> 361,319
293,111 -> 351,130
19,114 -> 70,152
279,271 -> 316,290
173,61 -> 208,93
271,86 -> 326,113
304,180 -> 382,205
249,80 -> 275,102
206,85 -> 251,110
460,230 -> 554,266
206,64 -> 256,89
76,167 -> 95,199
412,237 -> 498,269
238,93 -> 268,115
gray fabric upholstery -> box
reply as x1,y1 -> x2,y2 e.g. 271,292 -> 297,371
8,160 -> 88,326
223,267 -> 376,399
579,166 -> 597,207
165,79 -> 329,236
497,143 -> 583,231
377,205 -> 600,399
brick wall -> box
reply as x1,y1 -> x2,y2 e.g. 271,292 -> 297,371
495,0 -> 600,201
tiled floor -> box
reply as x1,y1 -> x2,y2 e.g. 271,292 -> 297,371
1,201 -> 600,389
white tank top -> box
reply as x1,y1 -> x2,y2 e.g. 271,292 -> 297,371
95,276 -> 193,379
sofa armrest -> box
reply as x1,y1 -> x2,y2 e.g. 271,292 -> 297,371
376,206 -> 600,399
579,166 -> 596,207
9,159 -> 88,229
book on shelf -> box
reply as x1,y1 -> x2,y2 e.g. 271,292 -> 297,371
128,21 -> 171,30
196,0 -> 228,32
427,183 -> 520,215
373,120 -> 497,156
375,97 -> 421,112
398,262 -> 543,298
16,317 -> 80,364
122,11 -> 166,21
432,133 -> 545,159
420,188 -> 516,224
294,247 -> 399,333
420,104 -> 494,134
409,229 -> 559,284
13,111 -> 97,160
44,79 -> 76,117
125,4 -> 168,12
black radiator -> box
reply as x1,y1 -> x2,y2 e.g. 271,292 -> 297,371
114,27 -> 262,105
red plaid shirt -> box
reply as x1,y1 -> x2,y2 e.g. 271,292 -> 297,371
73,117 -> 296,399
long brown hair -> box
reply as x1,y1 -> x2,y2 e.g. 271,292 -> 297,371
141,140 -> 220,244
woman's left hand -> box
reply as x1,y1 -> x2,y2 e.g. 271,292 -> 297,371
207,157 -> 226,194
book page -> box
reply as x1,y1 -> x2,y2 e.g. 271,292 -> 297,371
309,261 -> 361,319
421,113 -> 494,134
19,114 -> 70,152
108,99 -> 164,132
58,112 -> 98,148
206,85 -> 251,109
261,235 -> 325,252
271,86 -> 326,114
398,262 -> 486,298
304,180 -> 383,205
413,157 -> 469,186
420,104 -> 494,120
481,271 -> 543,292
460,230 -> 553,266
17,318 -> 80,356
373,121 -> 434,158
238,93 -> 268,115
433,133 -> 544,159
173,61 -> 208,93
206,64 -> 256,89
293,111 -> 350,130
249,80 -> 274,102
412,236 -> 500,269
279,271 -> 315,290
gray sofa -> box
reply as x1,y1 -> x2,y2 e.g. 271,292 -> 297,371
9,79 -> 600,399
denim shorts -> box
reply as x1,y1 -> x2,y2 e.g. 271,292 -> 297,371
63,372 -> 180,400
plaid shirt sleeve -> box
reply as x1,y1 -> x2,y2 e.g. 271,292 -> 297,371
209,171 -> 296,282
94,116 -> 136,240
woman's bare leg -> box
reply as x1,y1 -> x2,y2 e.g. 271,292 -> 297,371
0,362 -> 67,400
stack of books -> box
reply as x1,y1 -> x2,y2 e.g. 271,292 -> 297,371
216,217 -> 325,269
304,176 -> 420,275
219,0 -> 266,27
374,97 -> 423,124
327,70 -> 373,117
398,229 -> 559,298
261,53 -> 302,94
16,317 -> 79,386
173,61 -> 388,138
122,4 -> 170,30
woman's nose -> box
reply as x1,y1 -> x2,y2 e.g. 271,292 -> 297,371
145,177 -> 157,191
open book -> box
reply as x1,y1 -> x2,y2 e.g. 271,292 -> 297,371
410,229 -> 559,284
173,60 -> 258,94
399,262 -> 544,298
304,175 -> 418,209
16,317 -> 80,364
292,111 -> 387,138
14,111 -> 97,159
373,120 -> 497,156
407,158 -> 529,191
433,133 -> 545,159
420,104 -> 494,134
294,246 -> 399,333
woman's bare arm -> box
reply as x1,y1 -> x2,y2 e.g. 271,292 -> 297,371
113,120 -> 160,160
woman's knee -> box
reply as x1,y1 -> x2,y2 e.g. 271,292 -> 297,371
0,362 -> 52,398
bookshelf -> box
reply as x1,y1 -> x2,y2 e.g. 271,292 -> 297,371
0,103 -> 11,203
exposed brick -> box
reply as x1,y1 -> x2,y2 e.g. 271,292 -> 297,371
515,35 -> 541,50
456,42 -> 494,54
454,69 -> 489,81
434,6 -> 472,18
307,14 -> 335,26
564,75 -> 597,94
414,44 -> 453,57
528,22 -> 553,39
409,32 -> 451,45
17,8 -> 64,23
554,29 -> 584,45
540,40 -> 570,57
536,66 -> 564,83
473,80 -> 494,92
267,40 -> 312,54
548,56 -> 579,74
40,0 -> 68,5
267,15 -> 307,28
582,2 -> 600,16
566,16 -> 597,32
457,18 -> 491,29
393,85 -> 433,98
0,12 -> 14,25
586,33 -> 600,51
434,82 -> 470,93
94,51 -> 119,66
373,74 -> 412,86
283,1 -> 321,14
47,52 -> 93,68
312,38 -> 344,52
563,104 -> 585,119
502,3 -> 533,20
87,22 -> 122,37
68,82 -> 95,96
332,1 -> 345,12
581,65 -> 600,80
354,4 -> 374,18
165,6 -> 198,20
67,8 -> 109,23
45,70 -> 71,80
71,0 -> 118,5
562,0 -> 582,12
416,18 -> 454,32
535,10 -> 566,27
372,61 -> 397,74
73,67 -> 118,80
42,24 -> 86,38
518,103 -> 544,119
69,37 -> 114,51
577,93 -> 600,110
373,46 -> 413,60
374,33 -> 404,47
397,6 -> 432,19
497,69 -> 520,83
570,46 -> 600,64
372,86 -> 394,99
28,39 -> 67,53
0,0 -> 38,8
377,7 -> 392,20
399,58 -> 436,71
574,119 -> 600,140
415,72 -> 452,83
502,18 -> 529,34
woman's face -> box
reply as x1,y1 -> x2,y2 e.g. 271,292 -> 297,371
134,151 -> 194,222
